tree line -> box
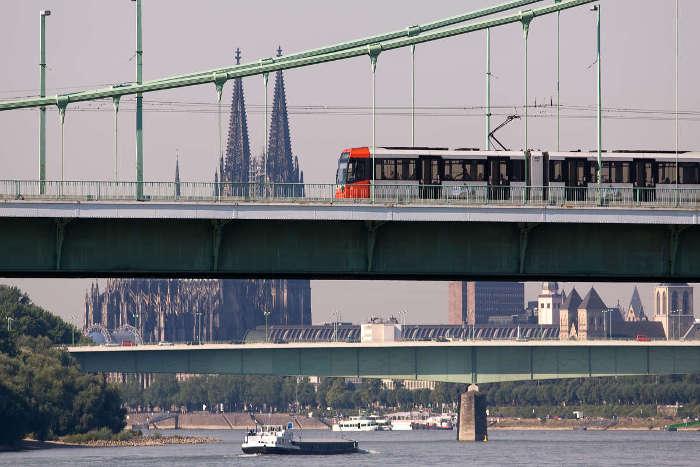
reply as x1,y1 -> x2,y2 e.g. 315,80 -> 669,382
0,286 -> 125,446
116,372 -> 700,418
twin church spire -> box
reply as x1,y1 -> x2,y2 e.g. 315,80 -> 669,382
214,46 -> 303,186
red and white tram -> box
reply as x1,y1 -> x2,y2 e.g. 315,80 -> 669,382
334,146 -> 700,201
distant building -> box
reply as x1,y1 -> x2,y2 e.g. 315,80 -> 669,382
625,286 -> 646,321
85,279 -> 311,343
559,288 -> 582,340
448,281 -> 524,325
537,282 -> 563,325
245,322 -> 559,343
652,283 -> 695,339
526,300 -> 538,322
560,286 -> 665,340
576,287 -> 608,340
361,317 -> 402,343
381,379 -> 437,391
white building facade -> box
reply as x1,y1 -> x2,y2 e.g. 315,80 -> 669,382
537,282 -> 563,326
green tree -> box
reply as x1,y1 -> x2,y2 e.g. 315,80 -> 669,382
144,375 -> 179,410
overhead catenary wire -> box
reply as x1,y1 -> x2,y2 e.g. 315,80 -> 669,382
14,100 -> 700,122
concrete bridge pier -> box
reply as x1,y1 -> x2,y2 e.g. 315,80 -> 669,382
457,385 -> 487,442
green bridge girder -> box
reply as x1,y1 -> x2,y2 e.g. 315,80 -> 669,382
68,342 -> 700,384
1,213 -> 700,280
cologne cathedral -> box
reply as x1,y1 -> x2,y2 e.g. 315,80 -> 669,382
84,47 -> 311,342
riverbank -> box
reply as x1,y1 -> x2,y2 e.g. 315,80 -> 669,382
126,411 -> 699,432
0,434 -> 218,452
68,435 -> 219,447
489,416 -> 700,431
127,411 -> 329,430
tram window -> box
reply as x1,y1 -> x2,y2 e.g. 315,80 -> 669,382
601,162 -> 611,183
475,161 -> 486,181
347,159 -> 368,183
573,161 -> 588,185
375,159 -> 395,180
511,160 -> 525,182
550,160 -> 564,182
618,162 -> 630,183
680,163 -> 699,184
443,160 -> 464,181
589,162 -> 597,184
399,159 -> 417,180
464,162 -> 473,181
499,161 -> 508,182
657,162 -> 677,184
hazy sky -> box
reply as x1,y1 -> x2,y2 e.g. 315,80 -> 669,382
2,1 -> 700,325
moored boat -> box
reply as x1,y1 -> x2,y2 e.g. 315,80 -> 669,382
331,415 -> 392,432
242,423 -> 361,455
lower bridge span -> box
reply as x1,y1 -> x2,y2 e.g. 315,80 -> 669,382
67,341 -> 700,383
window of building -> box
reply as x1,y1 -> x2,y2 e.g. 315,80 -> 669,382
662,291 -> 667,314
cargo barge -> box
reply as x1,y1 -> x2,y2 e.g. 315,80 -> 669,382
242,423 -> 361,455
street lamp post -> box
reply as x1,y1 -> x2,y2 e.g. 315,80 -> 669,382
592,5 -> 602,187
264,308 -> 271,342
39,9 -> 51,194
132,0 -> 144,200
195,311 -> 202,343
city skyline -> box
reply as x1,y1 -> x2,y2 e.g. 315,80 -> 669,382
1,277 -> 695,327
2,0 -> 700,329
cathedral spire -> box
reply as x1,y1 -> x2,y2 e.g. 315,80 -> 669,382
222,48 -> 251,185
267,46 -> 299,183
174,149 -> 181,197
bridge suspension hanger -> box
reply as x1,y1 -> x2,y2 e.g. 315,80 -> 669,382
112,95 -> 120,182
520,9 -> 534,199
214,71 -> 228,186
368,44 -> 382,203
406,25 -> 421,147
520,10 -> 534,152
485,27 -> 492,150
56,95 -> 69,192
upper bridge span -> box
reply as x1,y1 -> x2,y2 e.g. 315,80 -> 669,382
3,189 -> 700,280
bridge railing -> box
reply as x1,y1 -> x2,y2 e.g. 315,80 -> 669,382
3,180 -> 700,208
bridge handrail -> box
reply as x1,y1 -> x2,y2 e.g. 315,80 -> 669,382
3,180 -> 700,209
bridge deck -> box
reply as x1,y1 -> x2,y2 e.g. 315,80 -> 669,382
4,198 -> 700,280
2,200 -> 700,225
67,341 -> 700,384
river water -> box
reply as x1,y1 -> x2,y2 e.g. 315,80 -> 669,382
2,429 -> 698,466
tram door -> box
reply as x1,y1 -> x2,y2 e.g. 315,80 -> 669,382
566,158 -> 589,201
633,159 -> 655,201
419,156 -> 441,199
487,157 -> 510,200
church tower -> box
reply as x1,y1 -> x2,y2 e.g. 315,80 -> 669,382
174,151 -> 181,198
559,288 -> 582,340
266,46 -> 302,183
577,287 -> 607,340
222,48 -> 252,186
537,282 -> 563,325
653,283 -> 694,339
625,286 -> 645,321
